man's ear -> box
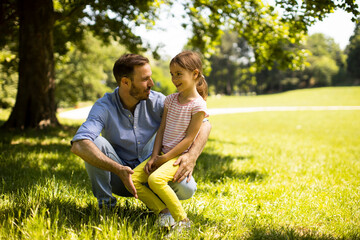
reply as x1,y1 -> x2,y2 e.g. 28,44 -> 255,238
121,77 -> 131,87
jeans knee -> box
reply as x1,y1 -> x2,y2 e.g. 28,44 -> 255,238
169,178 -> 197,200
93,136 -> 109,151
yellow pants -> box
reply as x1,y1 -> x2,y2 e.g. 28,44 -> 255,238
131,158 -> 187,222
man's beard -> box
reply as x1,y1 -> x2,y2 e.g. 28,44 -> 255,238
130,84 -> 150,101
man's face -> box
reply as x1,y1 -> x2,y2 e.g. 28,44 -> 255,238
129,63 -> 154,101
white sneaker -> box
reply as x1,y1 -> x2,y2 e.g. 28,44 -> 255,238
172,220 -> 191,232
164,220 -> 191,238
157,212 -> 176,227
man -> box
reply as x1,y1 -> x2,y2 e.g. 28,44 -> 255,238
71,54 -> 211,209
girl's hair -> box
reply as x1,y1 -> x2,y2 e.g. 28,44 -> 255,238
170,51 -> 208,100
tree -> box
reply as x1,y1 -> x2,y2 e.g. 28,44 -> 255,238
151,61 -> 177,96
311,56 -> 339,86
207,31 -> 254,95
0,45 -> 17,108
1,0 -> 359,129
55,33 -> 125,108
1,0 -> 158,129
305,34 -> 343,86
346,18 -> 360,83
253,33 -> 345,92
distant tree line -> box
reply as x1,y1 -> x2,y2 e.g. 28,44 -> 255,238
1,24 -> 360,108
207,19 -> 360,95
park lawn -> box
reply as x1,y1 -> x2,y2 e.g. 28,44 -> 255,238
206,86 -> 360,108
0,87 -> 360,239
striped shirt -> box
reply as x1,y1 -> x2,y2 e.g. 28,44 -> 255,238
162,93 -> 209,154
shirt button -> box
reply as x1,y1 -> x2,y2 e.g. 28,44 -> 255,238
138,142 -> 140,144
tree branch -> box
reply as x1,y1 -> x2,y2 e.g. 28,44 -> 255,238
54,3 -> 86,22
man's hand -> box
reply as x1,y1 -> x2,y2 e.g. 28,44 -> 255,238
172,120 -> 211,183
116,166 -> 138,199
173,152 -> 196,183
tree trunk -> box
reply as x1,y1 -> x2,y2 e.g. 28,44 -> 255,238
2,0 -> 59,129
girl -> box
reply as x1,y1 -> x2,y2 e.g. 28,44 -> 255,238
130,51 -> 209,230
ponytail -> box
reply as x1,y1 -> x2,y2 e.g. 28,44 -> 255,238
197,74 -> 208,101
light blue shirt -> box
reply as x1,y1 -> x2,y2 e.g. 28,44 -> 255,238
72,87 -> 165,162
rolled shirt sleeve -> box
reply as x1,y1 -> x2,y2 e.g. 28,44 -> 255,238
71,103 -> 107,143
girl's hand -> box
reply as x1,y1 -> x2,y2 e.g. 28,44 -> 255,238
144,158 -> 155,175
151,155 -> 167,171
145,155 -> 167,174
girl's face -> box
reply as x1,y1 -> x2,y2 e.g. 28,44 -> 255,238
170,63 -> 198,93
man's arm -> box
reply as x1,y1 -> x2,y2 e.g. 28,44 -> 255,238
71,139 -> 138,198
172,120 -> 211,183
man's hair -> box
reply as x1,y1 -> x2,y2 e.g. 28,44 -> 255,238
113,54 -> 149,85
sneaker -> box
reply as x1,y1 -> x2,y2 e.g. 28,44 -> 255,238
157,212 -> 176,228
171,220 -> 191,232
164,220 -> 191,238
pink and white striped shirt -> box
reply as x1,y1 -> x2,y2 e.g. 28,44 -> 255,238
162,93 -> 209,154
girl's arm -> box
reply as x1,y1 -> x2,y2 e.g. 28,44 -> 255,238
144,107 -> 168,174
154,111 -> 205,167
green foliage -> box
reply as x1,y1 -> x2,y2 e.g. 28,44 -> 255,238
0,0 -> 359,119
207,31 -> 255,95
346,18 -> 360,82
276,0 -> 360,25
0,31 -> 176,109
2,0 -> 359,65
52,0 -> 162,55
251,33 -> 346,93
1,87 -> 360,239
307,33 -> 342,59
150,60 -> 176,96
305,34 -> 344,86
55,33 -> 125,108
184,0 -> 310,71
310,56 -> 339,86
0,46 -> 17,108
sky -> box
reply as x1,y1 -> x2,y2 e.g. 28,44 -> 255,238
308,9 -> 358,50
135,2 -> 359,58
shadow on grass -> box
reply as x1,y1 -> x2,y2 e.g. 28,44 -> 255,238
0,123 -> 79,143
0,196 -> 157,233
194,151 -> 266,184
247,226 -> 345,240
206,138 -> 251,147
0,124 -> 87,194
189,212 -> 346,239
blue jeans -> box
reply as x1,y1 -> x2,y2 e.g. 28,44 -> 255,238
85,136 -> 197,208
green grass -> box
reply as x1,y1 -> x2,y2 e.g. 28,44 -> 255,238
1,87 -> 360,239
207,86 -> 360,108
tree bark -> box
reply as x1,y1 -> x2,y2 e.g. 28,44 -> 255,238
2,0 -> 59,129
